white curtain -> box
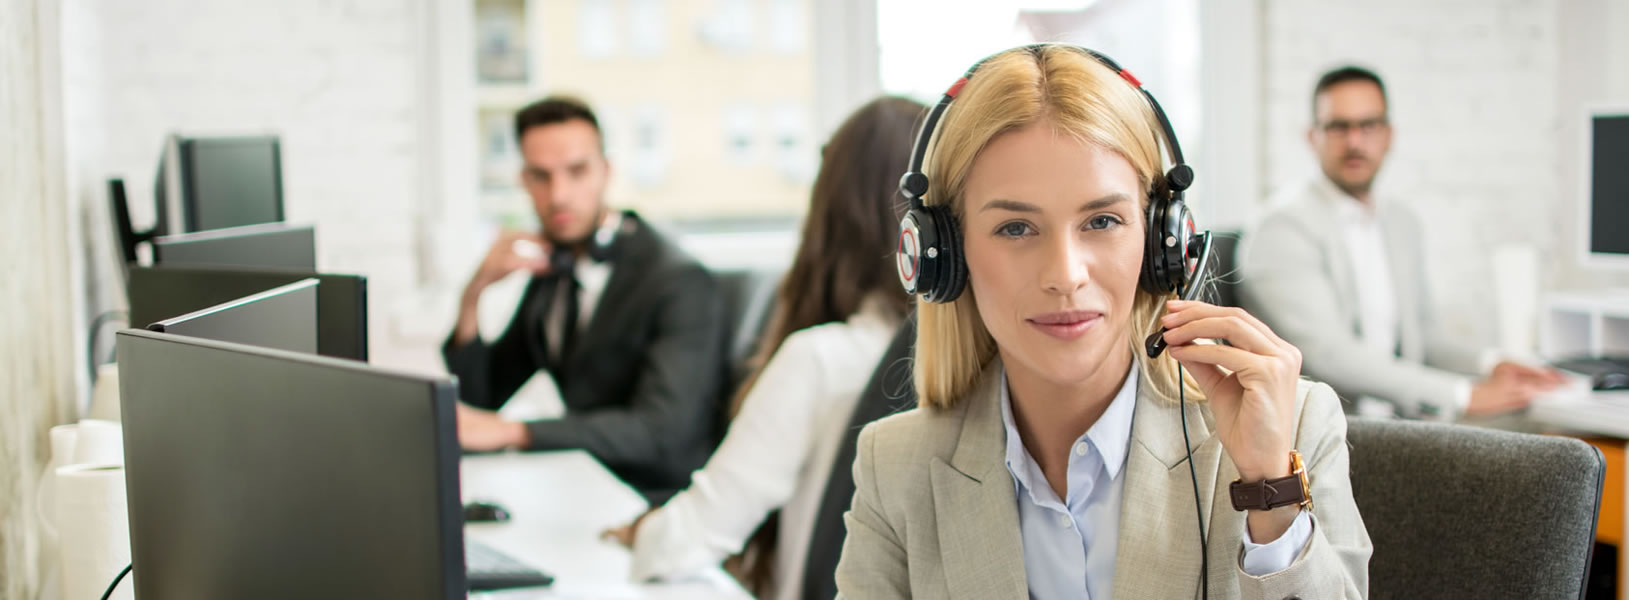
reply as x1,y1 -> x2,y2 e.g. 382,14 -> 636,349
0,0 -> 80,598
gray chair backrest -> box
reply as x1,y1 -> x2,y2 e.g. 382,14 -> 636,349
1347,419 -> 1603,600
712,268 -> 781,387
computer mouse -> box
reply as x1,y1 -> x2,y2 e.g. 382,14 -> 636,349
463,500 -> 511,523
1595,372 -> 1629,392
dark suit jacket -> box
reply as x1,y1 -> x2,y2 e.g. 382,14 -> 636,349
443,212 -> 727,492
801,317 -> 917,600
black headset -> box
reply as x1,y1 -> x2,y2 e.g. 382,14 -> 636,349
894,44 -> 1212,340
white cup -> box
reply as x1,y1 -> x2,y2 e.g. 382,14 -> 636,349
71,420 -> 123,467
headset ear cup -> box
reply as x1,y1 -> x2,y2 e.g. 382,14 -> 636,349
902,208 -> 936,298
1140,196 -> 1166,295
940,207 -> 968,302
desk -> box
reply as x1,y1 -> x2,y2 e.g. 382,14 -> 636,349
1530,390 -> 1629,598
461,451 -> 751,599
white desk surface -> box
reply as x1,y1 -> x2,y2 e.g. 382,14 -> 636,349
462,451 -> 750,600
1528,387 -> 1629,438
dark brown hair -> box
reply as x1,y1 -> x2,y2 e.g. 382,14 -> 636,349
514,95 -> 604,152
726,95 -> 925,594
1312,65 -> 1387,118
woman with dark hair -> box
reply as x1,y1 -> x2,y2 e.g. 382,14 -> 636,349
604,96 -> 926,599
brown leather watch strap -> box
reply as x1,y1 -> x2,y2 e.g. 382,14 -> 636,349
1230,450 -> 1312,512
1229,474 -> 1306,511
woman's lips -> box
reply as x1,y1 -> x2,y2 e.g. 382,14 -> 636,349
1027,311 -> 1103,341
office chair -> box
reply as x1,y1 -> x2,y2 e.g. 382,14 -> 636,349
801,318 -> 918,600
1348,419 -> 1604,599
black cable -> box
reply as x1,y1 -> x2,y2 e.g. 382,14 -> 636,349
1178,363 -> 1208,600
100,563 -> 132,600
87,310 -> 129,382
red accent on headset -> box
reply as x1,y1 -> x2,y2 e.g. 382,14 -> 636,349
946,77 -> 969,99
1118,69 -> 1142,88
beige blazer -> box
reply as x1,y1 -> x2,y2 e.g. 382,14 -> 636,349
835,360 -> 1372,599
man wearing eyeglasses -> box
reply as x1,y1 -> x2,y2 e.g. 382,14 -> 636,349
1238,66 -> 1564,422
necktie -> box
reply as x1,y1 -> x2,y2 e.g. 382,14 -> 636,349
556,270 -> 581,368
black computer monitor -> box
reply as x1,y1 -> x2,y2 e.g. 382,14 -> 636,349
1587,111 -> 1629,266
147,279 -> 320,354
151,222 -> 317,270
128,266 -> 368,361
112,135 -> 285,266
176,135 -> 284,232
115,329 -> 464,599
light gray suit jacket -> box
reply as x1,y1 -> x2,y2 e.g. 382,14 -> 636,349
834,360 -> 1371,599
1237,177 -> 1487,419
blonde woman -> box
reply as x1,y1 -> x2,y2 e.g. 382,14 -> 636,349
835,45 -> 1371,599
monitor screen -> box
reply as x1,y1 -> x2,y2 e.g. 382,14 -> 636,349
128,266 -> 367,361
1591,113 -> 1629,257
115,329 -> 464,599
146,279 -> 319,354
182,136 -> 283,232
152,222 -> 316,270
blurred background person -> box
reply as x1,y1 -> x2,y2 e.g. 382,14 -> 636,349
444,96 -> 728,494
604,95 -> 922,600
1238,66 -> 1565,421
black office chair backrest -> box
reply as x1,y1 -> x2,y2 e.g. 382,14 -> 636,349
802,317 -> 918,600
1347,419 -> 1603,600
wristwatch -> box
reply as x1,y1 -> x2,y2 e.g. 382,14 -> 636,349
1229,450 -> 1313,512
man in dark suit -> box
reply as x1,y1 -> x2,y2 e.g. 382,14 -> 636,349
444,96 -> 726,493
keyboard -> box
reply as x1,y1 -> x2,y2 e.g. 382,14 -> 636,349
466,539 -> 555,591
1552,356 -> 1629,377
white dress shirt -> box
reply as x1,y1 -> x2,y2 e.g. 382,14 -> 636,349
629,296 -> 899,600
1327,184 -> 1399,359
1000,360 -> 1313,598
544,213 -> 621,361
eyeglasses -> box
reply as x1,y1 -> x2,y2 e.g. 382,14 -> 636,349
1318,117 -> 1389,137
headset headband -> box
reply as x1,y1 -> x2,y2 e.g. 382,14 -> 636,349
899,44 -> 1192,209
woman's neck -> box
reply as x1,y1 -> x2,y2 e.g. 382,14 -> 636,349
1003,346 -> 1133,499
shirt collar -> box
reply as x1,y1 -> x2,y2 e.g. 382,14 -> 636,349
999,358 -> 1139,487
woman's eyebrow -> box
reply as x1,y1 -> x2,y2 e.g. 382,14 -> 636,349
1079,193 -> 1132,213
977,193 -> 1132,214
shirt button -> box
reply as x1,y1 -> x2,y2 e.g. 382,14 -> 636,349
1057,514 -> 1073,528
1074,442 -> 1088,457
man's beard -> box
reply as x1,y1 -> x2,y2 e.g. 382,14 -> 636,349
1331,153 -> 1376,198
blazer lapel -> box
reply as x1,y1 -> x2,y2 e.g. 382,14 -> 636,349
1112,380 -> 1223,600
930,361 -> 1028,600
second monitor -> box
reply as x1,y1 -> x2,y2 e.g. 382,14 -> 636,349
146,278 -> 320,355
127,266 -> 367,361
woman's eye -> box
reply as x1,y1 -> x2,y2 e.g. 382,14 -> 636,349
1086,215 -> 1123,230
997,222 -> 1032,238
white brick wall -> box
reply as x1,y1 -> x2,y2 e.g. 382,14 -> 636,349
63,0 -> 431,352
1260,0 -> 1568,344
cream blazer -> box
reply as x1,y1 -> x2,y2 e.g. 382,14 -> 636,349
835,359 -> 1372,599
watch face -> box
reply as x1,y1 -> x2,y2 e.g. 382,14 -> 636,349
897,214 -> 922,293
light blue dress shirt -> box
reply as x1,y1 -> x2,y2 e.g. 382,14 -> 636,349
999,362 -> 1314,599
